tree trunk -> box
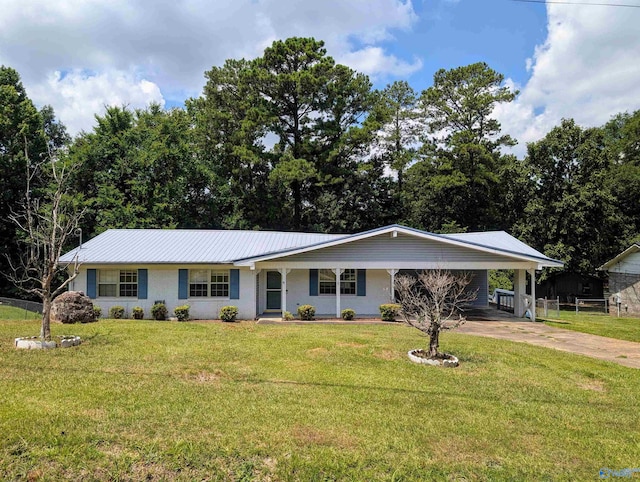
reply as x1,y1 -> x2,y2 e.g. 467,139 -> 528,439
428,329 -> 440,357
292,179 -> 301,229
41,297 -> 52,341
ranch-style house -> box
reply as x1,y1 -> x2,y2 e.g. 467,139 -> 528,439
60,224 -> 563,321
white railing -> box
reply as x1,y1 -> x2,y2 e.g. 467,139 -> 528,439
496,291 -> 514,312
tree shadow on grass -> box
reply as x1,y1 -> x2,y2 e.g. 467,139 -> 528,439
0,360 -> 614,408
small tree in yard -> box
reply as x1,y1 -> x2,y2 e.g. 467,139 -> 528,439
7,146 -> 84,342
395,270 -> 477,359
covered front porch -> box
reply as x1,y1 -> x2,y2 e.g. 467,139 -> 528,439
252,267 -> 537,321
234,225 -> 562,322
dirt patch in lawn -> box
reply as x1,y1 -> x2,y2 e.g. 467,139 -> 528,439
291,425 -> 356,449
306,347 -> 329,357
181,369 -> 228,384
576,379 -> 606,392
336,342 -> 366,348
373,349 -> 401,361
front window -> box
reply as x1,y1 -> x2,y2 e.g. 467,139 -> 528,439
341,269 -> 357,295
210,271 -> 230,297
189,269 -> 209,297
189,269 -> 229,297
319,269 -> 357,295
98,269 -> 137,297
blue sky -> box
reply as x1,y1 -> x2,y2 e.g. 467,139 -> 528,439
387,0 -> 548,89
1,0 -> 639,157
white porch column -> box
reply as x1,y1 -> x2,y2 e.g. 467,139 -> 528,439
279,268 -> 290,318
333,268 -> 343,318
514,269 -> 527,317
387,269 -> 398,302
254,269 -> 261,318
529,268 -> 536,321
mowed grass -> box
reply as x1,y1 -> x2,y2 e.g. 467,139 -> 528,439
1,320 -> 639,481
542,311 -> 640,343
0,305 -> 39,320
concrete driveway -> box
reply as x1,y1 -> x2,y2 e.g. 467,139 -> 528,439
458,321 -> 640,369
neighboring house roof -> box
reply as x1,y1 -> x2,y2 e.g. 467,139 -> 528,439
60,224 -> 563,268
599,243 -> 640,272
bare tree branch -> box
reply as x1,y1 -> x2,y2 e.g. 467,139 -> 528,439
395,269 -> 477,358
5,134 -> 85,340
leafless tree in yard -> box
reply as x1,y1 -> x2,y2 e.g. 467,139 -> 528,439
395,270 -> 477,358
7,140 -> 84,341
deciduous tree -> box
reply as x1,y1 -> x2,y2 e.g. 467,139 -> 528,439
68,105 -> 196,237
8,150 -> 84,341
395,270 -> 477,358
516,119 -> 625,276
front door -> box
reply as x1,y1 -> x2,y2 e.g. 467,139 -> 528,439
266,271 -> 281,311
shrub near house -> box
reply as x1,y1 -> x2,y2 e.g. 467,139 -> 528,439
174,305 -> 190,321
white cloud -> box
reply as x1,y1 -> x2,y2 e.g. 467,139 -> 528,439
338,47 -> 423,79
28,70 -> 164,135
496,4 -> 640,158
0,0 -> 419,134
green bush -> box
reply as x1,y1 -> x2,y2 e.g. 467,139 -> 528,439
219,305 -> 238,322
151,303 -> 168,321
283,311 -> 294,321
132,306 -> 144,320
109,305 -> 125,319
379,303 -> 401,322
92,305 -> 102,320
297,304 -> 316,321
341,308 -> 356,321
174,305 -> 190,322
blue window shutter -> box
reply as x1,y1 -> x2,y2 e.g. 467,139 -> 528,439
230,269 -> 240,299
87,269 -> 97,299
357,269 -> 366,296
309,269 -> 318,296
178,269 -> 188,300
138,269 -> 148,299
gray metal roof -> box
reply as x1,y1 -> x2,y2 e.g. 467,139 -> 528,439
60,224 -> 561,267
60,229 -> 346,264
442,231 -> 547,259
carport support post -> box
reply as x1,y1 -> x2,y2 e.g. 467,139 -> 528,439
528,269 -> 536,321
514,269 -> 526,317
333,268 -> 343,318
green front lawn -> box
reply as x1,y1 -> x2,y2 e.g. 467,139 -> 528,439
1,319 -> 638,481
0,304 -> 39,320
542,311 -> 640,343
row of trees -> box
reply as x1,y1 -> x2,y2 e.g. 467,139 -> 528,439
2,37 -> 640,299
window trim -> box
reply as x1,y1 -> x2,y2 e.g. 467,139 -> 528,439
318,269 -> 357,296
188,269 -> 230,298
97,269 -> 138,298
